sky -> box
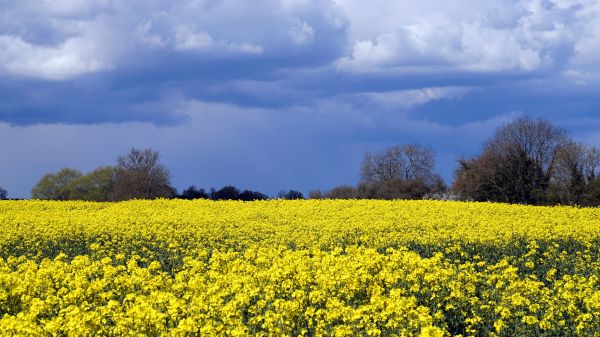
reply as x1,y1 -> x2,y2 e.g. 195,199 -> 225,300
1,0 -> 600,198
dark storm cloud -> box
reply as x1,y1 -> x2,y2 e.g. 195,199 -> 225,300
1,0 -> 598,125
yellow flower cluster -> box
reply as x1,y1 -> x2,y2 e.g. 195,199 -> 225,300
1,199 -> 600,336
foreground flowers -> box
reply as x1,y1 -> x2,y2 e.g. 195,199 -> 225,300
1,199 -> 599,336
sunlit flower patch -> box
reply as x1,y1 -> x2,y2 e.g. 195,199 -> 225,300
1,199 -> 599,336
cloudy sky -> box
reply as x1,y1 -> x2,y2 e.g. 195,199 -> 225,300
1,0 -> 600,198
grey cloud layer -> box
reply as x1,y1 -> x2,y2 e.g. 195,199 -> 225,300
1,0 -> 599,126
0,0 -> 347,80
1,1 -> 598,80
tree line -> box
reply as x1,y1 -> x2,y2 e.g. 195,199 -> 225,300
0,116 -> 598,206
309,116 -> 600,206
1,147 -> 300,202
16,147 -> 302,202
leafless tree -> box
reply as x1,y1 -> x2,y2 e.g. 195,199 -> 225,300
484,116 -> 568,179
308,190 -> 324,199
360,144 -> 444,199
0,186 -> 7,200
111,148 -> 173,200
550,141 -> 600,205
453,117 -> 571,204
361,144 -> 435,183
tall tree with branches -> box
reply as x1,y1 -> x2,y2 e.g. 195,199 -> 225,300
359,144 -> 445,199
454,116 -> 570,204
111,148 -> 174,200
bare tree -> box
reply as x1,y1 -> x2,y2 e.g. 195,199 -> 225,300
0,186 -> 7,200
361,144 -> 435,183
112,148 -> 173,200
360,144 -> 444,199
484,116 -> 568,180
453,117 -> 570,204
308,190 -> 324,199
550,142 -> 600,205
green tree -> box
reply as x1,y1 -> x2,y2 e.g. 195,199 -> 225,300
69,166 -> 115,201
31,168 -> 83,200
0,186 -> 7,200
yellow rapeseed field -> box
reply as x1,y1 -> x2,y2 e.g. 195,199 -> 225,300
1,199 -> 600,336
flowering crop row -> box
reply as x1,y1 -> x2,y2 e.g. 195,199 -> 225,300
1,200 -> 599,336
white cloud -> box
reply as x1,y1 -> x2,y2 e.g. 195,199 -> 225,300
0,34 -> 112,80
1,0 -> 599,119
134,17 -> 264,54
562,0 -> 600,84
363,87 -> 471,111
0,1 -> 123,80
174,27 -> 214,51
134,20 -> 169,49
335,0 -> 597,77
290,20 -> 315,45
0,0 -> 346,80
2,0 -> 600,82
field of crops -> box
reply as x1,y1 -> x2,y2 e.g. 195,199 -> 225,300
1,200 -> 600,336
